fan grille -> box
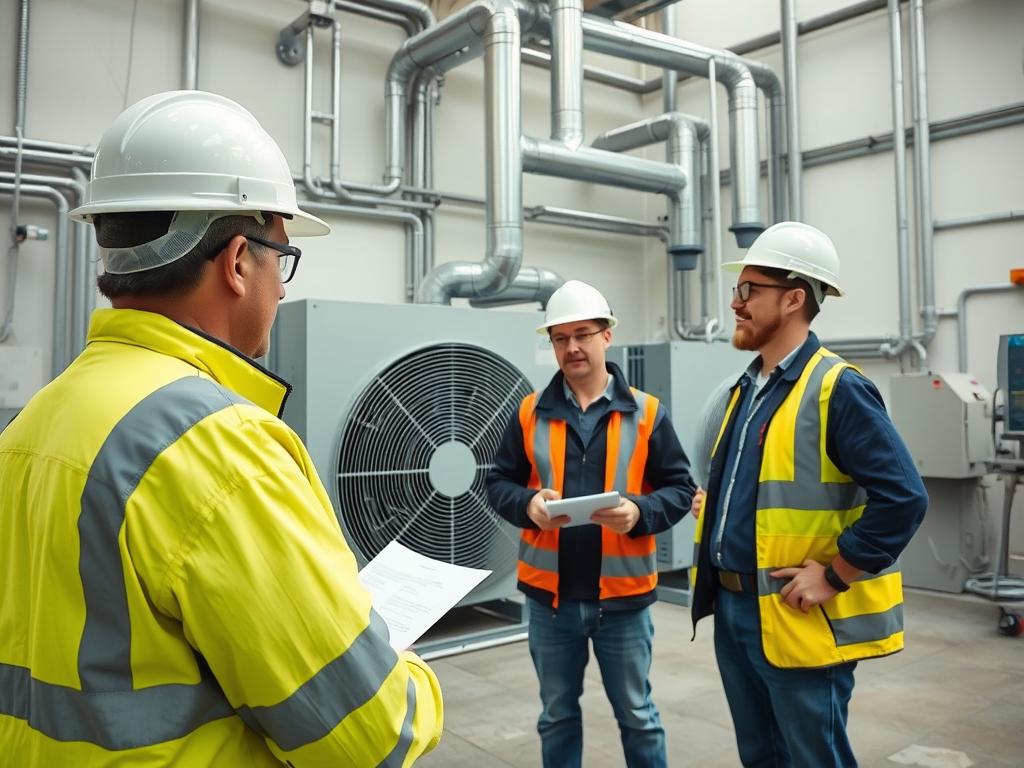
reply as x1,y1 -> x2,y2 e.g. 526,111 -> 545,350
337,343 -> 533,572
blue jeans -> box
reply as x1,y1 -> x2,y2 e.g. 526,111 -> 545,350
714,588 -> 858,768
526,598 -> 667,768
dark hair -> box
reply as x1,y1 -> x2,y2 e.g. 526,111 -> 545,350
94,211 -> 272,299
756,266 -> 821,321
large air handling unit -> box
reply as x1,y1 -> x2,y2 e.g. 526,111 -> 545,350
271,299 -> 557,622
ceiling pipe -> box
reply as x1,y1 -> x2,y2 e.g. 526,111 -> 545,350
413,0 -> 527,304
468,266 -> 564,308
550,0 -> 585,150
909,0 -> 936,347
567,10 -> 765,245
592,113 -> 702,261
826,0 -> 914,360
522,45 -> 650,92
957,284 -> 1022,373
660,7 -> 677,113
183,0 -> 199,89
780,0 -> 801,221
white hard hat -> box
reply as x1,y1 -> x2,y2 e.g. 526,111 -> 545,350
70,90 -> 329,273
722,221 -> 843,304
537,279 -> 618,333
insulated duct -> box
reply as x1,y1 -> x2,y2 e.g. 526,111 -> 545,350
592,113 -> 703,266
570,10 -> 765,245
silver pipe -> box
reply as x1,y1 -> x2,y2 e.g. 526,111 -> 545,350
706,58 -> 725,337
183,0 -> 200,90
15,0 -> 29,132
301,24 -> 324,197
426,78 -> 438,274
0,136 -> 93,155
328,20 -> 353,201
350,0 -> 435,31
0,146 -> 93,169
0,183 -> 69,374
522,137 -> 685,194
935,210 -> 1024,232
888,0 -> 912,350
550,0 -> 584,149
386,3 -> 514,198
909,0 -> 935,345
957,284 -> 1020,373
661,7 -> 677,113
591,113 -> 705,254
335,1 -> 417,35
0,171 -> 89,355
526,205 -> 667,238
418,1 -> 524,304
468,266 -> 564,308
781,0 -> 802,220
70,166 -> 93,354
402,187 -> 667,238
300,200 -> 424,302
575,12 -> 764,245
521,46 -> 649,92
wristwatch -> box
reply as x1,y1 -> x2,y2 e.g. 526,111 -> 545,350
824,563 -> 851,593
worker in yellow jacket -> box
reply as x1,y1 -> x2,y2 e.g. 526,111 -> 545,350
0,91 -> 443,766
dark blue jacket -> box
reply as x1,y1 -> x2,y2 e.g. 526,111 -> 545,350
691,332 -> 928,627
486,362 -> 696,610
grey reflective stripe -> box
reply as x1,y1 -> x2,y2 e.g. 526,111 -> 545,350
756,356 -> 864,513
238,610 -> 402,751
379,678 -> 418,768
78,375 -> 246,691
832,603 -> 904,647
0,661 -> 234,750
601,552 -> 658,579
793,355 -> 837,482
519,539 -> 558,573
758,481 -> 867,512
611,391 -> 644,493
757,561 -> 902,596
532,413 -> 553,489
2,375 -> 247,748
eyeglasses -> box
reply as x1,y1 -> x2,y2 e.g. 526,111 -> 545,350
731,280 -> 792,303
549,329 -> 605,348
245,235 -> 302,284
209,233 -> 303,283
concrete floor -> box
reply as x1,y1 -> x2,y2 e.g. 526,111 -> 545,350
416,589 -> 1024,767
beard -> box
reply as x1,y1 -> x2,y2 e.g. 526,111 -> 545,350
732,313 -> 782,351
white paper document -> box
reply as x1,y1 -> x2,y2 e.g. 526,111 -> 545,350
543,491 -> 621,528
358,541 -> 491,652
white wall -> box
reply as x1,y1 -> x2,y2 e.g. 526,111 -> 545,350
1,0 -> 1022,560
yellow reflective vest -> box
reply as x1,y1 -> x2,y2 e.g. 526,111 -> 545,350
692,347 -> 905,668
0,308 -> 443,766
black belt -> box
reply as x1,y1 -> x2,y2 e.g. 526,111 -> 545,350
717,570 -> 758,595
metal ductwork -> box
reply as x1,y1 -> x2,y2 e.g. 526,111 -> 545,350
565,10 -> 765,245
592,113 -> 704,269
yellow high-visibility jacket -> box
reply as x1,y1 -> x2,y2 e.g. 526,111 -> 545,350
0,308 -> 443,766
691,347 -> 905,668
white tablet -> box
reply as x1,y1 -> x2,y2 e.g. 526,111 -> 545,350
543,491 -> 621,528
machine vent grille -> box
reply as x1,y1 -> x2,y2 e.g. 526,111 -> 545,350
626,344 -> 646,391
337,343 -> 533,571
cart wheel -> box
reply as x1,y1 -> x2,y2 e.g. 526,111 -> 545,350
998,608 -> 1023,637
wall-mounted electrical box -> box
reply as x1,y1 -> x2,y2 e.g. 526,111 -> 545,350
890,372 -> 992,478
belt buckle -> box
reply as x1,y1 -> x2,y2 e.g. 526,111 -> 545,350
719,571 -> 742,592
